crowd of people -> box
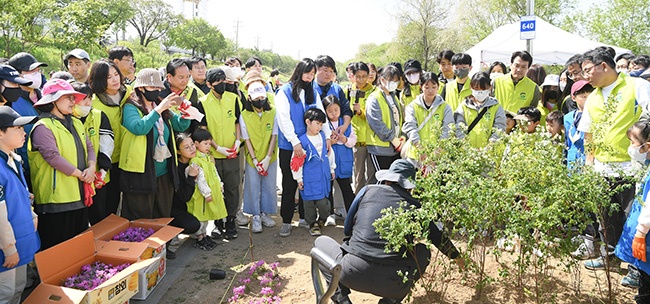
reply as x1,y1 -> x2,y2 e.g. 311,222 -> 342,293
1,44 -> 650,303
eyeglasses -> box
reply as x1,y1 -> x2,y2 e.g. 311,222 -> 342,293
567,70 -> 582,80
180,143 -> 195,151
581,64 -> 597,77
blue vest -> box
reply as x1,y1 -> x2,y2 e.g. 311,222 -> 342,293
564,110 -> 585,169
299,132 -> 331,201
331,118 -> 354,179
616,170 -> 650,274
11,97 -> 38,179
0,152 -> 40,272
313,81 -> 344,102
277,83 -> 319,150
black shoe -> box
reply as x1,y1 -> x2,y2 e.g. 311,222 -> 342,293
225,217 -> 238,240
205,236 -> 218,249
195,238 -> 215,251
378,298 -> 400,304
166,249 -> 177,259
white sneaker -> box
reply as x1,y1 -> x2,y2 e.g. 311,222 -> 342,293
236,210 -> 250,226
251,215 -> 262,233
279,223 -> 292,237
324,214 -> 337,226
260,213 -> 276,227
299,219 -> 309,228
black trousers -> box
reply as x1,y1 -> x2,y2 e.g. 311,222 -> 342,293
368,153 -> 400,184
170,208 -> 201,235
329,177 -> 355,213
279,149 -> 304,224
599,177 -> 636,256
636,269 -> 650,304
87,186 -> 108,225
37,207 -> 88,250
104,164 -> 121,215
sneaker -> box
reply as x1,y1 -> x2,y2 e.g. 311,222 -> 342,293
195,238 -> 215,251
584,256 -> 621,270
279,223 -> 292,237
204,236 -> 218,249
225,218 -> 238,240
571,242 -> 598,260
236,210 -> 250,226
251,215 -> 263,233
260,213 -> 276,227
211,228 -> 224,240
309,223 -> 322,236
170,235 -> 180,246
325,214 -> 337,226
299,219 -> 309,228
621,272 -> 641,289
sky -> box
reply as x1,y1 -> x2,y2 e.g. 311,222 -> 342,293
203,0 -> 399,61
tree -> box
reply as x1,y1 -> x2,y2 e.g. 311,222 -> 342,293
168,18 -> 227,57
0,0 -> 55,56
128,0 -> 182,47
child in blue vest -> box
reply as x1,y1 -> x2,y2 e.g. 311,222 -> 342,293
0,106 -> 40,304
322,95 -> 356,226
564,80 -> 592,169
292,108 -> 336,236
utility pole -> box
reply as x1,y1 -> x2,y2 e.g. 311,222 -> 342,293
255,35 -> 260,50
234,19 -> 242,51
526,0 -> 534,54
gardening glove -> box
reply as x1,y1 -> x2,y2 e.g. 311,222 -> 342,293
83,182 -> 95,207
260,155 -> 271,172
391,136 -> 405,152
215,145 -> 231,157
633,235 -> 647,262
290,154 -> 306,172
93,170 -> 107,189
178,105 -> 204,121
256,162 -> 268,176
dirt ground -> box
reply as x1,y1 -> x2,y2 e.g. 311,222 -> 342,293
156,207 -> 638,304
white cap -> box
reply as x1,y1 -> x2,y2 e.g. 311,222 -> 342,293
248,82 -> 267,100
541,74 -> 560,87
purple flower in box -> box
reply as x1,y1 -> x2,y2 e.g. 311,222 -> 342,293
112,227 -> 155,242
63,261 -> 131,290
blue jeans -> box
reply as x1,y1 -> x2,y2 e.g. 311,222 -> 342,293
243,161 -> 278,216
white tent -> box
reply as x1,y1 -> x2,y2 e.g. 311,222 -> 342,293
466,18 -> 631,74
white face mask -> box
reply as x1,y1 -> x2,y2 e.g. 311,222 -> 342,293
490,72 -> 504,80
406,73 -> 420,85
559,81 -> 567,92
628,144 -> 648,163
73,105 -> 92,117
23,72 -> 42,89
383,80 -> 399,92
617,68 -> 629,75
471,89 -> 490,102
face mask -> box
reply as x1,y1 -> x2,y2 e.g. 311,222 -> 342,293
471,89 -> 490,102
546,91 -> 558,100
559,81 -> 567,92
142,89 -> 160,102
72,105 -> 92,117
225,83 -> 237,93
406,73 -> 420,85
23,72 -> 42,89
212,82 -> 226,95
490,72 -> 504,80
383,80 -> 399,92
617,68 -> 629,75
252,98 -> 267,109
630,69 -> 645,77
453,67 -> 470,79
628,144 -> 648,163
1,87 -> 23,104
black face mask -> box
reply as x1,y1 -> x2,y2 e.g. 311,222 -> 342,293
546,91 -> 558,100
142,89 -> 160,102
212,82 -> 226,95
225,83 -> 237,93
1,87 -> 22,104
252,98 -> 267,109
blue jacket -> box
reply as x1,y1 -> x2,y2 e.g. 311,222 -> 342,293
11,96 -> 38,179
564,110 -> 584,168
616,170 -> 650,274
313,82 -> 353,119
277,83 -> 319,151
299,132 -> 331,201
331,117 -> 353,179
0,151 -> 40,272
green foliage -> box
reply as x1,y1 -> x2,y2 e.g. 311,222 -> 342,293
127,0 -> 182,47
373,128 -> 620,301
167,18 -> 227,58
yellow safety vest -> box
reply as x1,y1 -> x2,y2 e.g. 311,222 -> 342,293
187,153 -> 227,221
444,79 -> 471,112
400,84 -> 421,108
462,104 -> 500,148
92,85 -> 133,163
200,91 -> 239,159
367,90 -> 401,148
493,74 -> 537,114
83,108 -> 111,183
241,108 -> 277,168
345,84 -> 375,144
407,102 -> 447,159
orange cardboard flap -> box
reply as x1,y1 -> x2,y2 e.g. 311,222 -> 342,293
132,217 -> 173,227
23,284 -> 86,304
97,241 -> 149,261
85,214 -> 129,241
35,232 -> 96,284
143,225 -> 183,248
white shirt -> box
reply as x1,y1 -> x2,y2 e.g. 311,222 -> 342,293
275,87 -> 331,147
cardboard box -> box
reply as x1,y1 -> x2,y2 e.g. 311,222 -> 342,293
24,231 -> 158,304
86,214 -> 182,300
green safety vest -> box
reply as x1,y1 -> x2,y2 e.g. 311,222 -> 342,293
493,74 -> 537,114
200,91 -> 239,159
586,73 -> 639,162
28,117 -> 88,204
462,104 -> 500,148
444,79 -> 471,113
345,84 -> 375,143
92,85 -> 133,163
407,102 -> 447,159
400,84 -> 421,108
187,152 -> 227,221
367,90 -> 400,148
241,108 -> 277,168
83,108 -> 110,183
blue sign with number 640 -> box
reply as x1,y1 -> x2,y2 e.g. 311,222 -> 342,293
521,20 -> 535,31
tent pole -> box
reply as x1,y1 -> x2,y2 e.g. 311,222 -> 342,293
526,0 -> 534,54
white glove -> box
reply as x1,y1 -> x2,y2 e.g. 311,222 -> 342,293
232,139 -> 241,154
215,145 -> 231,157
179,105 -> 205,122
391,137 -> 403,149
99,169 -> 107,181
260,155 -> 272,172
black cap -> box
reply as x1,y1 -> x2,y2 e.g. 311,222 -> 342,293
206,68 -> 226,83
404,59 -> 422,74
0,65 -> 33,86
7,52 -> 48,72
0,106 -> 38,128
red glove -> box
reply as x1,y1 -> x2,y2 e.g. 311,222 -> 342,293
226,148 -> 238,159
633,235 -> 647,262
256,162 -> 268,176
93,171 -> 106,189
83,183 -> 96,207
290,154 -> 306,172
178,99 -> 191,111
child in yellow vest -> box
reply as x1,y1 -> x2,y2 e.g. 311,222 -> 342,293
186,129 -> 226,250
